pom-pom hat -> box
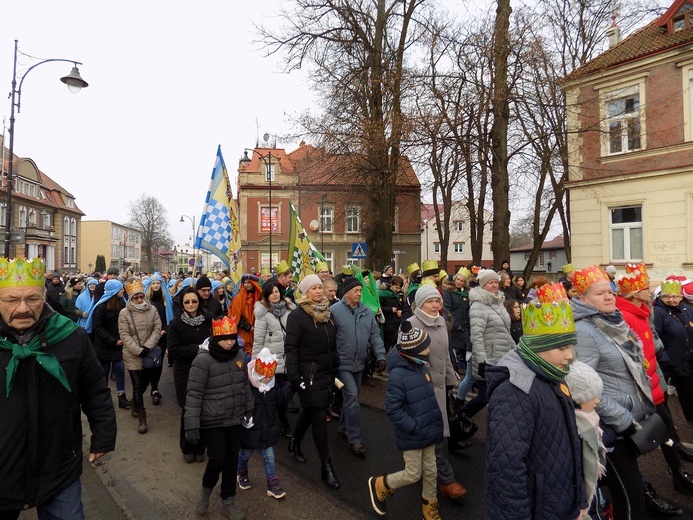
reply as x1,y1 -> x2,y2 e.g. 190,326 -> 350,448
477,269 -> 500,289
397,321 -> 431,356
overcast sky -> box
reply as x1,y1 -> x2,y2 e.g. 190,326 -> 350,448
1,1 -> 317,248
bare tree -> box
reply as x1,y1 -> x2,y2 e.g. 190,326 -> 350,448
127,195 -> 173,272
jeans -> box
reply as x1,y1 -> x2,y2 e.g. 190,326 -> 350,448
100,359 -> 125,394
0,480 -> 85,520
202,425 -> 242,499
459,380 -> 488,419
337,370 -> 363,444
456,364 -> 476,401
238,447 -> 277,480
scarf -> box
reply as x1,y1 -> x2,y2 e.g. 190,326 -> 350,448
299,296 -> 332,324
270,301 -> 287,319
590,311 -> 643,364
181,311 -> 206,327
517,338 -> 569,382
378,288 -> 398,299
208,339 -> 240,362
0,312 -> 79,396
397,349 -> 428,365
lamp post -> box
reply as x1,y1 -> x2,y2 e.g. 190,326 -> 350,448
180,214 -> 196,274
4,40 -> 88,258
244,138 -> 277,270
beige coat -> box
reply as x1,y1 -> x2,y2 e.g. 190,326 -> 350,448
407,307 -> 458,437
118,301 -> 162,370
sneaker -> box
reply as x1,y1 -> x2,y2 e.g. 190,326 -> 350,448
237,471 -> 252,490
266,477 -> 286,499
368,476 -> 392,515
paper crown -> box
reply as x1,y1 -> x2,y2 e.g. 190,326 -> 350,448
407,263 -> 420,275
342,264 -> 354,275
572,265 -> 610,294
625,262 -> 647,275
438,270 -> 448,282
212,316 -> 238,337
617,264 -> 649,294
522,283 -> 575,336
562,263 -> 574,273
421,259 -> 439,276
456,267 -> 472,279
125,279 -> 144,296
315,260 -> 330,272
471,266 -> 481,275
260,268 -> 271,276
660,279 -> 682,295
275,260 -> 291,275
420,278 -> 437,288
0,257 -> 45,288
254,348 -> 278,378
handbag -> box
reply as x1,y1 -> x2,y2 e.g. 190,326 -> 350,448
628,412 -> 669,456
127,310 -> 162,370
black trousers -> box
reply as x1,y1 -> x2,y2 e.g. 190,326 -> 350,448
670,375 -> 693,422
293,406 -> 329,461
201,425 -> 242,499
128,368 -> 154,413
604,438 -> 646,520
275,374 -> 291,429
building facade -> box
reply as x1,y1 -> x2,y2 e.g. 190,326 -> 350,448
509,236 -> 567,279
563,0 -> 693,282
80,220 -> 142,273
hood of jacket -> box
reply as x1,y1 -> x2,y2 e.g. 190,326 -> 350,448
386,344 -> 419,372
469,286 -> 504,307
615,296 -> 650,319
254,300 -> 269,319
570,297 -> 601,321
487,349 -> 536,397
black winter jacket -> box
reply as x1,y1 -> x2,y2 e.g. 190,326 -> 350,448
379,289 -> 403,343
284,306 -> 339,409
241,383 -> 293,449
654,299 -> 693,378
166,314 -> 212,407
442,288 -> 471,352
0,308 -> 116,510
91,301 -> 123,362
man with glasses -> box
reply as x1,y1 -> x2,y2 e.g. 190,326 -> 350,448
194,275 -> 223,318
0,258 -> 116,519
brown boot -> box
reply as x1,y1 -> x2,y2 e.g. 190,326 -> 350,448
440,480 -> 467,500
138,409 -> 148,434
422,496 -> 441,520
368,475 -> 393,515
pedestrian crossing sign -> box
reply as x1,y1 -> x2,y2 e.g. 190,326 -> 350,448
351,242 -> 367,259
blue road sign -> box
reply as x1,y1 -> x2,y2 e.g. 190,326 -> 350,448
351,242 -> 367,259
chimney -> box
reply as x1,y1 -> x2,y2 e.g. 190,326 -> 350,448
606,12 -> 621,48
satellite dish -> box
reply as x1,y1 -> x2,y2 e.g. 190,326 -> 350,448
263,133 -> 270,142
309,220 -> 319,231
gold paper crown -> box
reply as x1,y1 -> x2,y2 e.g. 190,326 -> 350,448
562,263 -> 574,273
522,283 -> 575,336
471,266 -> 480,275
212,316 -> 238,336
617,266 -> 649,294
572,265 -> 610,295
315,260 -> 330,272
660,279 -> 682,295
0,257 -> 45,288
275,260 -> 291,275
125,279 -> 144,296
421,259 -> 439,275
456,267 -> 472,279
342,265 -> 354,275
260,268 -> 271,276
626,263 -> 647,275
438,270 -> 448,282
420,278 -> 437,288
254,357 -> 278,378
407,263 -> 420,275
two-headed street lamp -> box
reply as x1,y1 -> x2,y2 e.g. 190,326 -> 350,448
4,39 -> 88,257
180,214 -> 197,273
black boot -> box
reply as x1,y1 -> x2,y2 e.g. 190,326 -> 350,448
457,412 -> 479,441
644,482 -> 683,517
448,437 -> 472,454
288,438 -> 305,463
677,442 -> 693,462
117,393 -> 130,410
321,458 -> 340,489
280,421 -> 293,439
672,466 -> 693,495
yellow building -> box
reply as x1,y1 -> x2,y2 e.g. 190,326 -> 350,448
80,220 -> 141,273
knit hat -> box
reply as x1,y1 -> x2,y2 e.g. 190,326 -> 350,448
397,321 -> 431,356
477,269 -> 500,289
565,360 -> 603,404
605,265 -> 617,275
107,267 -> 120,276
341,276 -> 361,295
195,275 -> 212,290
415,284 -> 441,309
68,276 -> 83,287
298,274 -> 322,295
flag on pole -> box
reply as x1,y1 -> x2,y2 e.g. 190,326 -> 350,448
288,202 -> 325,281
226,196 -> 243,294
196,146 -> 241,290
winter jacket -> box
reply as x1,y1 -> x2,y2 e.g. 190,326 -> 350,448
59,289 -> 82,322
118,301 -> 162,371
442,285 -> 471,353
378,288 -> 403,345
385,348 -> 444,451
331,299 -> 385,373
469,287 -> 515,380
653,298 -> 693,378
485,350 -> 586,520
572,298 -> 655,436
407,308 -> 458,437
91,300 -> 123,363
166,313 -> 212,407
284,306 -> 340,409
184,346 -> 254,430
252,300 -> 295,374
616,297 -> 664,405
0,307 -> 116,510
240,382 -> 293,450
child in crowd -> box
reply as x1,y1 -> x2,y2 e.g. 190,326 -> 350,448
185,316 -> 254,520
565,360 -> 607,519
367,321 -> 444,520
237,348 -> 292,500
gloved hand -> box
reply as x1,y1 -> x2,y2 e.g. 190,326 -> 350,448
618,422 -> 638,438
82,311 -> 89,318
375,360 -> 386,374
242,416 -> 254,429
185,429 -> 200,445
291,378 -> 306,392
139,347 -> 151,357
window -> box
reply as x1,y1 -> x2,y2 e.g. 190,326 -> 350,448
323,252 -> 333,273
434,243 -> 440,254
672,3 -> 693,31
265,162 -> 275,183
605,86 -> 642,155
16,179 -> 36,198
18,206 -> 27,228
539,252 -> 545,266
610,205 -> 643,262
41,211 -> 50,229
0,203 -> 5,227
345,206 -> 360,233
392,206 -> 399,233
320,206 -> 333,233
454,242 -> 464,253
453,220 -> 464,232
550,251 -> 556,260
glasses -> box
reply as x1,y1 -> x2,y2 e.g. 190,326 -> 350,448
131,295 -> 144,301
0,296 -> 44,307
183,299 -> 199,305
198,288 -> 211,293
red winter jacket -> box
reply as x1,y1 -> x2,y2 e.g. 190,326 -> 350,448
616,296 -> 665,405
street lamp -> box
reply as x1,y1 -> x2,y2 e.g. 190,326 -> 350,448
180,214 -> 196,274
4,39 -> 88,257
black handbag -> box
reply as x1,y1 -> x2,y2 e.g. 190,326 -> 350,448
628,413 -> 669,456
127,310 -> 162,370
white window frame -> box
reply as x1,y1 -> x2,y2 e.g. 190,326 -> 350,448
434,242 -> 440,254
609,205 -> 643,262
598,78 -> 647,157
345,206 -> 360,234
453,242 -> 464,254
392,205 -> 399,233
453,220 -> 464,232
320,206 -> 334,233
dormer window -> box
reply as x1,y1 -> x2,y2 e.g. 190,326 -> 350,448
672,3 -> 693,32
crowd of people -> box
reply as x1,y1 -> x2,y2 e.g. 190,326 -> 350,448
5,255 -> 693,519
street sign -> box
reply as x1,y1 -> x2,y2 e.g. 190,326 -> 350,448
188,258 -> 195,267
351,242 -> 367,259
392,250 -> 406,255
196,260 -> 203,268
